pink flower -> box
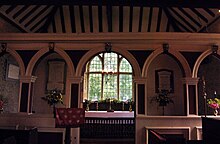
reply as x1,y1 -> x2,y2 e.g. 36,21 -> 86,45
209,103 -> 219,109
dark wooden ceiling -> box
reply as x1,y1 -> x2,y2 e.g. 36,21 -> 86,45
0,1 -> 219,33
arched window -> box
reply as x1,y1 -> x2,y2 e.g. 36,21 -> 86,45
84,52 -> 133,101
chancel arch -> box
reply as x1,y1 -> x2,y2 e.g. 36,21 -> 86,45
7,47 -> 25,76
0,47 -> 23,113
143,46 -> 191,116
77,44 -> 141,113
25,46 -> 75,113
195,48 -> 220,115
26,46 -> 75,77
76,45 -> 141,77
192,49 -> 212,78
143,47 -> 191,78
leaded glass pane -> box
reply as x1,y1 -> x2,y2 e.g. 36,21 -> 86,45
103,53 -> 117,73
120,58 -> 132,72
87,52 -> 133,101
88,74 -> 101,101
119,74 -> 132,101
89,56 -> 102,72
103,74 -> 117,99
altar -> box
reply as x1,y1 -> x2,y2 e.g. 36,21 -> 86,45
85,111 -> 134,118
81,111 -> 135,139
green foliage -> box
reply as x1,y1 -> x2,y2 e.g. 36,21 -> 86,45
207,98 -> 220,109
88,52 -> 133,101
84,99 -> 91,105
150,90 -> 174,106
88,74 -> 101,100
42,89 -> 63,106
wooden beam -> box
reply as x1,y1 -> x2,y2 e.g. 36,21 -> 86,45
0,1 -> 220,8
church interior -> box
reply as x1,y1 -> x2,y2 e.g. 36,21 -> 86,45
0,1 -> 220,144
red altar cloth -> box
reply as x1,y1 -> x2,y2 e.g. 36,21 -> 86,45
55,108 -> 85,128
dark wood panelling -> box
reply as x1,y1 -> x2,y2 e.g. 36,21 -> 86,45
71,83 -> 79,108
156,7 -> 162,32
20,83 -> 29,112
183,84 -> 187,116
81,117 -> 135,138
178,8 -> 202,27
189,85 -> 196,114
69,5 -> 76,33
190,8 -> 208,23
24,6 -> 50,27
19,6 -> 40,23
59,6 -> 66,33
29,82 -> 33,113
147,7 -> 153,32
138,6 -> 143,32
163,8 -> 181,32
0,3 -> 218,33
138,84 -> 145,114
79,5 -> 85,33
1,1 -> 220,8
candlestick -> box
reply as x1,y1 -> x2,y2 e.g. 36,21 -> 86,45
202,76 -> 207,117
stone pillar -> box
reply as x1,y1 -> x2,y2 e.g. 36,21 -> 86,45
133,77 -> 147,115
68,76 -> 83,144
68,76 -> 83,108
19,75 -> 37,113
182,77 -> 199,115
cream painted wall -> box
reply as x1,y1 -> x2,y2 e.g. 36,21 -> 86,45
32,53 -> 66,114
147,54 -> 184,116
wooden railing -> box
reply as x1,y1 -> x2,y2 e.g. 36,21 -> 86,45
80,117 -> 135,139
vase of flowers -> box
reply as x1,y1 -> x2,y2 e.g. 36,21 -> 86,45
125,98 -> 134,112
84,99 -> 91,111
150,90 -> 174,115
42,89 -> 64,118
106,98 -> 114,112
207,97 -> 220,116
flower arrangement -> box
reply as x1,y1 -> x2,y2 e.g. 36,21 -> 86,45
42,89 -> 63,106
207,98 -> 220,110
125,98 -> 134,105
207,97 -> 220,116
105,98 -> 114,112
150,90 -> 174,107
84,99 -> 91,105
125,98 -> 134,112
84,99 -> 91,111
83,98 -> 135,111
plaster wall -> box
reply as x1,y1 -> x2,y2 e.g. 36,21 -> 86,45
32,53 -> 66,114
147,54 -> 184,116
